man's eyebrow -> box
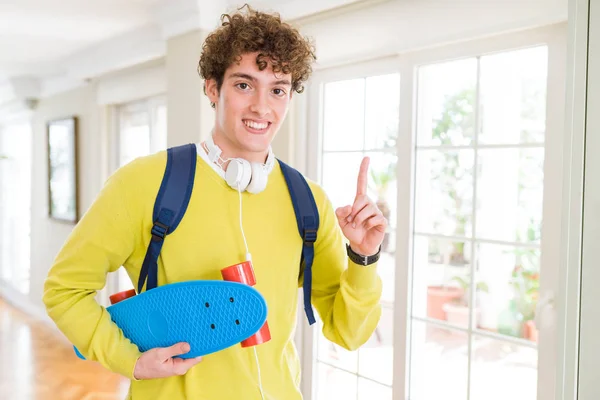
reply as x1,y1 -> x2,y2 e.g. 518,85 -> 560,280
273,79 -> 292,87
228,72 -> 292,87
228,72 -> 256,81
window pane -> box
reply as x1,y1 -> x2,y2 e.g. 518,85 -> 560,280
120,109 -> 150,167
323,79 -> 365,151
358,378 -> 392,400
417,58 -> 477,146
316,363 -> 357,400
378,252 -> 396,306
476,243 -> 540,341
470,336 -> 538,399
153,104 -> 168,151
409,322 -> 468,400
476,148 -> 544,243
367,151 -> 397,231
412,236 -> 472,327
479,46 -> 548,144
317,319 -> 358,373
322,152 -> 365,209
414,149 -> 474,236
358,307 -> 394,385
364,74 -> 400,150
0,123 -> 32,294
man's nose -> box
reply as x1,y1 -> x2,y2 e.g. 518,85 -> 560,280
249,90 -> 270,117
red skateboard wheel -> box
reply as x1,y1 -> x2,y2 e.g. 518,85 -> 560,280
221,260 -> 270,347
110,289 -> 136,305
241,321 -> 271,347
221,261 -> 256,286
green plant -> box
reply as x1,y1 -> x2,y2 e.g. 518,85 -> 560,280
450,275 -> 489,307
430,88 -> 476,265
506,219 -> 540,322
509,262 -> 539,322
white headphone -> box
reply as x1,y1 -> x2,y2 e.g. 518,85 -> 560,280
204,135 -> 275,194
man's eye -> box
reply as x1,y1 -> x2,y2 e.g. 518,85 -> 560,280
273,88 -> 286,96
237,83 -> 249,90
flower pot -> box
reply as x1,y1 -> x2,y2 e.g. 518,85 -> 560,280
523,320 -> 538,342
426,286 -> 463,320
443,302 -> 480,329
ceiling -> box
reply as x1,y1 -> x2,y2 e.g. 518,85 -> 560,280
0,0 -> 362,79
0,0 -> 156,78
0,0 -> 365,103
0,0 -> 567,105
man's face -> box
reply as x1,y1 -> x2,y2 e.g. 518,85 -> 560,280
206,52 -> 293,161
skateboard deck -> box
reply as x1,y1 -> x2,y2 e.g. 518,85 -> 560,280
73,280 -> 268,360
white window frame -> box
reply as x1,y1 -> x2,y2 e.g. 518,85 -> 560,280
572,0 -> 599,397
102,95 -> 167,302
300,22 -> 568,400
109,95 -> 167,173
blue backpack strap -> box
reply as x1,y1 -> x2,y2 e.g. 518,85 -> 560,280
278,159 -> 319,325
137,144 -> 197,293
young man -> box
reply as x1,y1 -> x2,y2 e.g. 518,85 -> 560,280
43,6 -> 386,400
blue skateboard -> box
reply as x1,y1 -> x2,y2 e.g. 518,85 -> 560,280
73,280 -> 268,360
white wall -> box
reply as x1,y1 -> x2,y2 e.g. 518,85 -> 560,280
299,0 -> 567,68
29,83 -> 102,312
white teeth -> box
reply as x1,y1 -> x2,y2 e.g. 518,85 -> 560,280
244,120 -> 268,130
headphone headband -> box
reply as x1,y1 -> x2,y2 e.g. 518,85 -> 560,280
204,134 -> 275,194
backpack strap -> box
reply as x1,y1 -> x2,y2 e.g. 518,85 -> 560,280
137,144 -> 197,293
278,159 -> 319,325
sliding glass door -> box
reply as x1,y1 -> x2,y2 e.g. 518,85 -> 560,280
304,26 -> 564,400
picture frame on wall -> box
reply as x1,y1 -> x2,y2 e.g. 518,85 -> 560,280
47,116 -> 78,223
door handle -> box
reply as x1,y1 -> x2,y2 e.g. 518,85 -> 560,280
534,291 -> 555,330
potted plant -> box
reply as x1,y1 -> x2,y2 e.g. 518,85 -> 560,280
503,222 -> 540,340
425,88 -> 476,320
510,263 -> 540,341
443,274 -> 489,328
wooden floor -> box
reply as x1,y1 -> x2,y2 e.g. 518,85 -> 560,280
0,298 -> 129,400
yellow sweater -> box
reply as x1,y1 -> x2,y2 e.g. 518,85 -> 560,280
43,150 -> 382,400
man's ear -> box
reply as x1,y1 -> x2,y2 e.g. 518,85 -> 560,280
205,79 -> 219,105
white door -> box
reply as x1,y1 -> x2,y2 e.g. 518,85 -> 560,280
576,0 -> 600,397
303,25 -> 565,400
308,67 -> 401,400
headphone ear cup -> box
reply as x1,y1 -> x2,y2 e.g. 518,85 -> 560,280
246,162 -> 268,194
225,158 -> 252,191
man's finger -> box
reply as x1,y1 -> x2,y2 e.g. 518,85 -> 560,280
352,204 -> 378,227
335,205 -> 352,226
159,342 -> 190,360
356,156 -> 370,198
349,196 -> 370,221
365,214 -> 387,231
172,356 -> 203,375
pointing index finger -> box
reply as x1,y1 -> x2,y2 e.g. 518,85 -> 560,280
356,156 -> 370,198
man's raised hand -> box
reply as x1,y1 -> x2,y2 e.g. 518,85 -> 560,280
334,157 -> 387,257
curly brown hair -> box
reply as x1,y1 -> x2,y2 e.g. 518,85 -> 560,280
198,5 -> 316,97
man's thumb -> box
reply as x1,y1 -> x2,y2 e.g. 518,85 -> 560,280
162,342 -> 190,359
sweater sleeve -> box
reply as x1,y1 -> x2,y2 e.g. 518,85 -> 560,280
42,169 -> 142,379
305,192 -> 383,351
